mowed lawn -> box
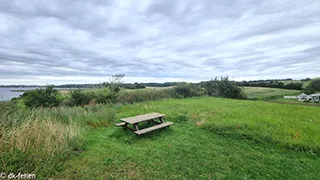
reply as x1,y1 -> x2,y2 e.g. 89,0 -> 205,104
55,97 -> 320,180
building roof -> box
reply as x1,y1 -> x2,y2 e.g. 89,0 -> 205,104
311,94 -> 320,96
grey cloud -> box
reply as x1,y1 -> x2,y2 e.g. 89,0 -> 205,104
0,0 -> 320,84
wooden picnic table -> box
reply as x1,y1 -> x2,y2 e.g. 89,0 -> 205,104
115,112 -> 173,135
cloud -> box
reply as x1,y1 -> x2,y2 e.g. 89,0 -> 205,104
0,0 -> 319,84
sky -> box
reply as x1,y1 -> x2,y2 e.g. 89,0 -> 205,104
0,0 -> 319,85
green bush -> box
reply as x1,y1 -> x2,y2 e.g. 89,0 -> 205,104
203,77 -> 247,99
173,83 -> 204,98
22,86 -> 62,108
69,89 -> 92,106
95,88 -> 115,104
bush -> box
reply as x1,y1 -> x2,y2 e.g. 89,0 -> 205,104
69,89 -> 92,106
173,83 -> 204,98
22,86 -> 62,108
95,88 -> 115,104
203,77 -> 247,99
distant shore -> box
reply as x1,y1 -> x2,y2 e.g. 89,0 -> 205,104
10,89 -> 74,93
11,90 -> 30,92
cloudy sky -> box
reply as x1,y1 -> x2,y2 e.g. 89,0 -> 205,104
0,0 -> 319,85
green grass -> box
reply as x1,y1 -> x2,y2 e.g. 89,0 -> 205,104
53,97 -> 320,179
243,86 -> 300,100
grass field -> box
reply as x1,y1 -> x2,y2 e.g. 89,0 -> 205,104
51,97 -> 320,179
243,86 -> 300,100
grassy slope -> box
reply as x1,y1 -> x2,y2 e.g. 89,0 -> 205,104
55,97 -> 320,180
243,86 -> 300,99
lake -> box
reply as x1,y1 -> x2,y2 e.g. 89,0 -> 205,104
0,87 -> 75,101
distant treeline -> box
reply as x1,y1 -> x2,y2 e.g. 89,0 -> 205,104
235,80 -> 303,90
54,82 -> 179,89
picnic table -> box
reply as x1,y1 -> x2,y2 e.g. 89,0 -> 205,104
115,112 -> 173,135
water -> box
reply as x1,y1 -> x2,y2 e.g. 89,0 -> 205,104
0,87 -> 35,101
0,87 -> 76,101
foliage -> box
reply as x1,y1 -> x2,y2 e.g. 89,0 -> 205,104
94,88 -> 115,104
101,74 -> 125,103
117,88 -> 173,104
283,82 -> 303,90
203,77 -> 247,99
69,89 -> 92,106
305,79 -> 320,94
236,80 -> 304,90
21,86 -> 62,108
141,82 -> 178,87
301,78 -> 311,81
173,82 -> 204,98
118,82 -> 146,89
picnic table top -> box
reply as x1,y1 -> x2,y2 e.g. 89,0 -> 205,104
120,112 -> 166,124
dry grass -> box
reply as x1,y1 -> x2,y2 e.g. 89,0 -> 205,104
7,119 -> 79,156
1,117 -> 81,172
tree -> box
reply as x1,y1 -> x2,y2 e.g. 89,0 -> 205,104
283,83 -> 303,90
174,82 -> 204,98
305,79 -> 320,94
203,77 -> 247,99
101,74 -> 125,103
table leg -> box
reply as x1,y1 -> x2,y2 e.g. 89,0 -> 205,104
134,123 -> 139,131
159,117 -> 164,123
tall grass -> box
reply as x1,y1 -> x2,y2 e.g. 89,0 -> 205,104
1,118 -> 81,173
117,88 -> 174,104
0,101 -> 116,177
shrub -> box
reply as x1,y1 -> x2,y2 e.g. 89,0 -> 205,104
95,88 -> 115,104
22,86 -> 62,108
69,89 -> 92,106
173,83 -> 204,98
203,77 -> 247,99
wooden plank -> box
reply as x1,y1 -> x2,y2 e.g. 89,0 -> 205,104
115,122 -> 126,127
134,122 -> 173,135
121,112 -> 166,124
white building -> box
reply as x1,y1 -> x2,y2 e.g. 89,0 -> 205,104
311,94 -> 320,102
298,93 -> 312,101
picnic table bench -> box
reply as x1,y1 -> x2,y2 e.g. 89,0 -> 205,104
115,112 -> 173,135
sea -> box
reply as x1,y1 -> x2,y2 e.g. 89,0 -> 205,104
0,87 -> 75,101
